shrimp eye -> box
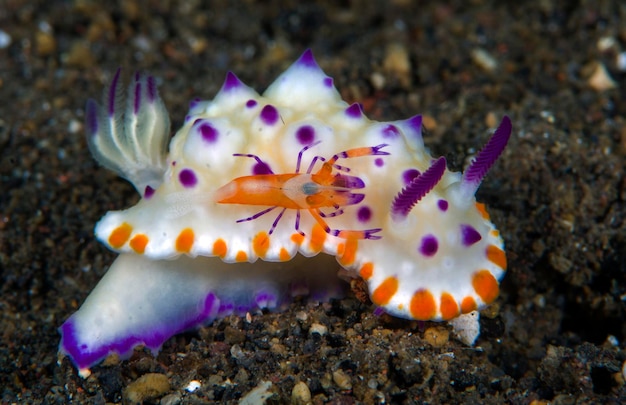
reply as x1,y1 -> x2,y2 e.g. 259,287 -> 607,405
302,182 -> 319,195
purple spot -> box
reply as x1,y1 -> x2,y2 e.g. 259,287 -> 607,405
85,99 -> 98,135
144,185 -> 155,199
189,97 -> 201,109
357,206 -> 372,222
402,169 -> 420,185
297,49 -> 317,68
419,234 -> 438,257
437,199 -> 449,211
184,115 -> 192,122
296,125 -> 315,145
199,122 -> 219,143
179,169 -> 197,188
460,224 -> 482,246
246,99 -> 257,108
108,68 -> 121,117
222,71 -> 242,91
133,81 -> 141,114
146,75 -> 156,102
260,105 -> 279,125
345,103 -> 363,118
253,162 -> 273,175
323,77 -> 333,88
382,124 -> 400,139
375,158 -> 384,167
404,115 -> 422,138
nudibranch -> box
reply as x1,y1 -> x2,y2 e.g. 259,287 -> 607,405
60,50 -> 511,376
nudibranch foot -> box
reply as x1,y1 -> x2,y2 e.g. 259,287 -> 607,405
85,69 -> 170,196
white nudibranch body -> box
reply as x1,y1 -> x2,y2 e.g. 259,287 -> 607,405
60,50 -> 512,374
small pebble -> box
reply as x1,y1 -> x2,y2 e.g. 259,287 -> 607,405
185,380 -> 201,392
586,62 -> 617,91
332,369 -> 352,390
423,326 -> 450,347
291,381 -> 312,405
0,29 -> 11,49
471,48 -> 498,72
309,322 -> 328,336
449,311 -> 480,346
239,381 -> 274,405
123,373 -> 170,404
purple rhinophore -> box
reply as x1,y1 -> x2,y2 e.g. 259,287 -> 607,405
246,99 -> 258,108
179,169 -> 197,188
460,224 -> 482,246
85,99 -> 99,136
390,157 -> 446,220
404,115 -> 422,138
296,49 -> 318,68
146,75 -> 156,103
296,125 -> 315,145
199,122 -> 219,143
402,168 -> 421,185
381,124 -> 400,139
461,116 -> 512,191
375,158 -> 384,167
260,104 -> 279,125
357,206 -> 372,222
419,234 -> 439,257
133,80 -> 142,115
222,71 -> 243,92
323,77 -> 333,88
107,68 -> 122,117
345,103 -> 363,118
144,185 -> 155,199
437,199 -> 449,212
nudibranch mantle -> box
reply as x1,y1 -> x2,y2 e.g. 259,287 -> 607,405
60,49 -> 511,374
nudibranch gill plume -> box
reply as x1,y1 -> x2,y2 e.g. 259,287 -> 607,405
60,49 -> 511,375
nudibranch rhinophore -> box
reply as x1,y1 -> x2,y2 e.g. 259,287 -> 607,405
60,49 -> 512,376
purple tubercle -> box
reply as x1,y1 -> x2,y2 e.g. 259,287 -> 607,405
199,122 -> 219,143
403,115 -> 423,139
296,49 -> 318,69
179,169 -> 197,188
189,97 -> 201,109
222,71 -> 243,92
419,235 -> 439,257
107,68 -> 122,117
461,116 -> 512,192
133,80 -> 142,115
296,125 -> 315,145
260,105 -> 279,125
382,124 -> 400,139
60,293 -> 219,370
345,103 -> 363,118
85,99 -> 99,136
375,158 -> 384,167
357,206 -> 372,222
460,224 -> 482,246
146,75 -> 156,103
390,157 -> 446,220
246,99 -> 258,108
144,185 -> 155,199
402,169 -> 420,185
323,77 -> 333,88
437,199 -> 449,211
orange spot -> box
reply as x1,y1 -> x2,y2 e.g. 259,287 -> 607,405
371,277 -> 398,306
176,228 -> 194,253
235,250 -> 248,262
439,292 -> 460,320
472,270 -> 499,304
410,289 -> 437,320
279,247 -> 291,261
109,223 -> 133,248
490,229 -> 500,238
359,262 -> 374,280
291,233 -> 305,245
338,238 -> 358,266
475,202 -> 490,219
486,245 -> 507,270
252,232 -> 270,258
336,243 -> 345,256
309,223 -> 326,252
213,239 -> 227,258
461,296 -> 477,314
129,234 -> 149,254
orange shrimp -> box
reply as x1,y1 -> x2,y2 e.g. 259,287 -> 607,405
215,141 -> 389,240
